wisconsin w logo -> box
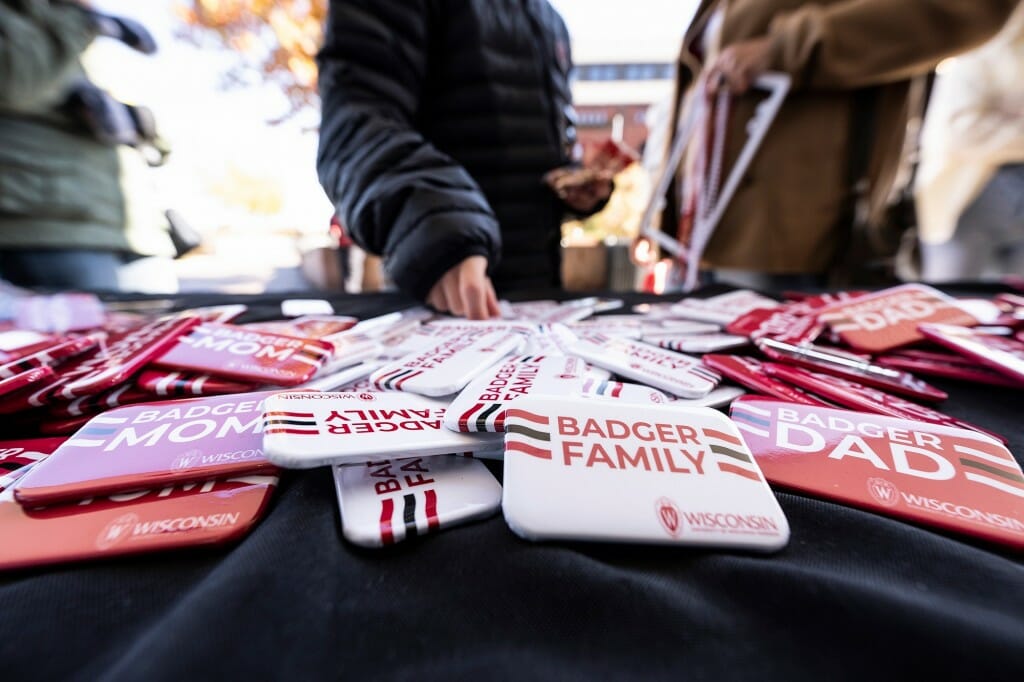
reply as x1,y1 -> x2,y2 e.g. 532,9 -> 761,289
656,497 -> 683,537
867,478 -> 900,507
96,513 -> 139,550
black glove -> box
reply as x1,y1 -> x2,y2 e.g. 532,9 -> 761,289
62,81 -> 172,165
63,81 -> 140,146
87,10 -> 157,54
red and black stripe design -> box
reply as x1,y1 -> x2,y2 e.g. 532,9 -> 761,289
701,426 -> 763,483
378,489 -> 440,545
142,370 -> 205,397
263,411 -> 320,436
455,356 -> 547,432
137,370 -> 253,397
652,338 -> 687,353
0,355 -> 43,379
371,367 -> 425,391
504,409 -> 553,460
457,401 -> 505,433
952,440 -> 1024,500
0,335 -> 100,379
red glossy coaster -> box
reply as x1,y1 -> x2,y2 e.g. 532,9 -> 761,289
49,382 -> 158,418
0,474 -> 278,571
154,323 -> 334,387
730,396 -> 1024,550
919,324 -> 1024,386
756,338 -> 947,402
818,284 -> 979,352
875,354 -> 1021,389
0,329 -> 59,364
0,437 -> 66,492
0,365 -> 55,399
58,315 -> 202,400
0,333 -> 101,378
702,354 -> 830,406
726,305 -> 824,345
16,391 -> 278,506
136,369 -> 256,397
38,413 -> 94,437
762,363 -> 1003,443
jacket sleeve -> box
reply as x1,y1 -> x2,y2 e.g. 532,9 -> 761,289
0,0 -> 95,110
315,0 -> 501,300
765,0 -> 1018,90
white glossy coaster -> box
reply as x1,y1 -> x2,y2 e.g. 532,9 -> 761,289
520,323 -> 579,355
296,361 -> 383,392
583,365 -> 613,381
500,299 -> 559,320
666,386 -> 746,409
578,378 -> 670,405
568,318 -> 644,339
369,329 -> 523,396
425,319 -> 534,335
444,355 -> 586,432
348,308 -> 433,336
570,334 -> 720,398
316,335 -> 381,376
333,455 -> 501,547
375,325 -> 459,361
501,396 -> 789,550
261,392 -> 501,468
644,332 -> 749,354
533,297 -> 620,324
641,320 -> 721,336
671,290 -> 780,325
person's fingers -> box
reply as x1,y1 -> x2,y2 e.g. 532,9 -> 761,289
443,274 -> 464,317
429,256 -> 496,319
426,285 -> 447,313
706,47 -> 748,95
460,257 -> 494,320
708,72 -> 725,96
484,281 -> 501,318
459,266 -> 485,320
731,71 -> 752,95
462,280 -> 488,320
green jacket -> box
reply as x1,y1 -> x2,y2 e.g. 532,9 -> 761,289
0,0 -> 174,257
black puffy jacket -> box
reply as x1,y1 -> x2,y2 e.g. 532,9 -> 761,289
316,0 -> 576,299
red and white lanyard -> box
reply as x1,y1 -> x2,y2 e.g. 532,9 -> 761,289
640,73 -> 791,291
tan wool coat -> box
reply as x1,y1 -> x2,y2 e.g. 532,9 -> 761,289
662,0 -> 1018,274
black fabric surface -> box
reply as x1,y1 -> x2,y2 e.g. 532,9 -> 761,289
2,288 -> 1022,681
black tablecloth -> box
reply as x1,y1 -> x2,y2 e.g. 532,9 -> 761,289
2,288 -> 1022,681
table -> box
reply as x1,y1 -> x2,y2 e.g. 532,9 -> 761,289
2,287 -> 1022,680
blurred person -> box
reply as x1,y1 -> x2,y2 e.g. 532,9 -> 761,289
644,0 -> 1017,291
915,3 -> 1024,283
316,0 -> 612,320
0,0 -> 178,292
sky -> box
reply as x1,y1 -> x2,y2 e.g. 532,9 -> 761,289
83,0 -> 699,243
550,0 -> 698,62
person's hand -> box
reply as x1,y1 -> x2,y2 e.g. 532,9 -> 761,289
544,167 -> 614,214
426,255 -> 500,320
705,36 -> 773,95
